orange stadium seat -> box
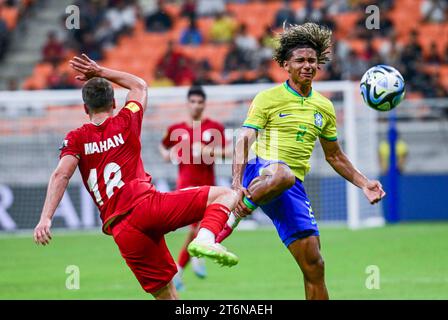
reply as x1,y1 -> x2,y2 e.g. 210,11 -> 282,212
417,24 -> 447,57
227,1 -> 282,38
197,17 -> 215,43
164,3 -> 181,19
440,66 -> 448,90
269,63 -> 287,83
168,17 -> 189,41
331,12 -> 360,39
348,39 -> 366,55
33,63 -> 53,77
389,0 -> 423,40
133,19 -> 145,35
179,44 -> 229,71
0,6 -> 19,30
405,91 -> 424,100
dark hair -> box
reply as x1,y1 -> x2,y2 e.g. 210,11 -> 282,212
187,85 -> 206,100
82,77 -> 114,112
273,22 -> 332,67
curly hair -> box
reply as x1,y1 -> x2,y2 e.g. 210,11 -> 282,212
273,22 -> 332,67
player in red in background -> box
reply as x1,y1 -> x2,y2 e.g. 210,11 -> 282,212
33,54 -> 240,300
159,86 -> 231,291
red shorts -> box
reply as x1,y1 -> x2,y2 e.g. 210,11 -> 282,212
110,186 -> 210,293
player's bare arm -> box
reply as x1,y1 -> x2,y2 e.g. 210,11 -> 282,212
69,54 -> 148,111
33,155 -> 79,245
320,137 -> 386,204
231,127 -> 257,217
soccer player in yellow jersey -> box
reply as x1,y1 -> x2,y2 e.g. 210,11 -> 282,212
216,23 -> 386,300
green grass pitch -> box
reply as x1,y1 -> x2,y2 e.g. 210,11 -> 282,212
1,223 -> 448,299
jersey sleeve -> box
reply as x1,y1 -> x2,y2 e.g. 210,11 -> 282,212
320,103 -> 338,141
118,100 -> 144,136
242,92 -> 268,131
59,130 -> 81,159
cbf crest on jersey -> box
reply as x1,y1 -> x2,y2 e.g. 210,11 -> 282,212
314,112 -> 323,128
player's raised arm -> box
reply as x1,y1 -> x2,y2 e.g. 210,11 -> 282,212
33,155 -> 79,245
319,137 -> 386,204
69,54 -> 148,112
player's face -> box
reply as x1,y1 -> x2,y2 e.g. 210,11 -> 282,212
187,94 -> 206,120
283,48 -> 318,86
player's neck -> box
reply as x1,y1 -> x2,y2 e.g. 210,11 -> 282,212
90,112 -> 112,126
189,117 -> 203,126
288,79 -> 312,97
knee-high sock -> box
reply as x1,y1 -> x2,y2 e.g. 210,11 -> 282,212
199,203 -> 231,237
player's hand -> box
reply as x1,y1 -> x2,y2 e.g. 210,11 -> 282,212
232,185 -> 253,219
362,180 -> 386,204
69,54 -> 102,81
33,218 -> 52,246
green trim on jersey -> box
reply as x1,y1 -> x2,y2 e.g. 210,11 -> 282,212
242,81 -> 338,181
283,80 -> 313,98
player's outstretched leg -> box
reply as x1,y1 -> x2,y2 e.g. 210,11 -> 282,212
217,163 -> 295,244
152,281 -> 179,300
188,187 -> 239,267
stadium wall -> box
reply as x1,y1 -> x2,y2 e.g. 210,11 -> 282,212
380,174 -> 448,222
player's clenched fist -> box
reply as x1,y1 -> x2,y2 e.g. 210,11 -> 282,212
362,180 -> 386,205
33,218 -> 52,246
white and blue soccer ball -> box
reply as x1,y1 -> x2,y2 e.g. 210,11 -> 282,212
360,64 -> 405,111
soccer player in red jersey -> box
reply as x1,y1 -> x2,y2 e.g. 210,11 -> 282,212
159,86 -> 230,290
33,54 -> 239,300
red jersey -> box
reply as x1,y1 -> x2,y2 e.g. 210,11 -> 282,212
161,118 -> 226,189
60,100 -> 155,235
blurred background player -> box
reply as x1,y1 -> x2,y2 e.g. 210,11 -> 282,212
379,132 -> 409,174
33,54 -> 239,300
159,85 -> 231,291
217,23 -> 386,300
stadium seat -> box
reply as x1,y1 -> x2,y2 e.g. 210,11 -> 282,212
348,39 -> 366,55
269,63 -> 286,83
389,0 -> 423,39
164,3 -> 181,19
179,44 -> 229,71
417,24 -> 447,57
0,6 -> 19,30
440,66 -> 448,90
228,2 -> 283,38
331,12 -> 360,39
197,17 -> 214,43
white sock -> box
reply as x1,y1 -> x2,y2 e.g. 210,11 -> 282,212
227,213 -> 241,228
195,228 -> 215,243
176,264 -> 183,276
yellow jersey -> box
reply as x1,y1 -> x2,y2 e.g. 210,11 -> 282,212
243,81 -> 338,181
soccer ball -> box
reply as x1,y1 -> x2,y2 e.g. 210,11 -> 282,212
360,64 -> 405,111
